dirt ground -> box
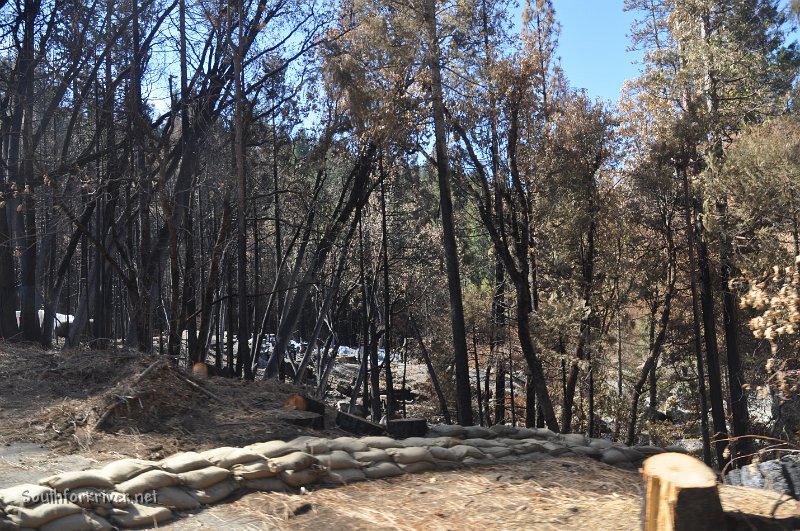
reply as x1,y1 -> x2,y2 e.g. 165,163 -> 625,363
0,343 -> 797,530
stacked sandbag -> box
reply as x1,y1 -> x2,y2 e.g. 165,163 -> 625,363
0,426 -> 680,530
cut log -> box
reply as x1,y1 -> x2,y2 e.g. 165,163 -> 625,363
387,418 -> 428,439
643,452 -> 725,531
336,411 -> 385,436
285,394 -> 326,416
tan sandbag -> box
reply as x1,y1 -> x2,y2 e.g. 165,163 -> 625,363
353,448 -> 391,464
514,441 -> 547,454
507,428 -> 539,440
462,456 -> 495,466
279,467 -> 324,488
285,436 -> 330,455
322,468 -> 367,485
427,424 -> 466,438
155,487 -> 201,510
189,479 -> 238,505
205,448 -> 263,469
0,484 -> 56,507
327,437 -> 369,453
398,461 -> 437,474
115,470 -> 179,495
271,451 -> 316,472
240,477 -> 291,492
480,446 -> 513,458
4,501 -> 82,528
316,451 -> 362,470
101,459 -> 158,483
449,445 -> 486,460
462,426 -> 494,439
428,446 -> 459,461
245,440 -> 293,458
160,452 -> 214,473
39,512 -> 113,531
63,487 -> 129,509
423,437 -> 460,448
39,471 -> 114,492
361,436 -> 404,449
198,446 -> 235,462
178,466 -> 231,489
489,424 -> 518,437
385,447 -> 434,465
399,437 -> 431,447
462,438 -> 499,448
231,460 -> 280,480
363,461 -> 404,479
109,503 -> 173,528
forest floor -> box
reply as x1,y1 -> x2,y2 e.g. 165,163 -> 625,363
0,343 -> 795,530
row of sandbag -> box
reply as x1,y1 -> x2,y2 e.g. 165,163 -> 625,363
0,429 -> 669,530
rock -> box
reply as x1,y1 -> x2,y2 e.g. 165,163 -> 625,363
758,460 -> 789,495
781,455 -> 800,499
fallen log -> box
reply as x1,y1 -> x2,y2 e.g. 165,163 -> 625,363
336,411 -> 385,436
387,418 -> 428,439
285,394 -> 326,416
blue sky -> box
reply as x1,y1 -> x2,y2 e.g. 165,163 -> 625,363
549,0 -> 799,104
550,0 -> 643,103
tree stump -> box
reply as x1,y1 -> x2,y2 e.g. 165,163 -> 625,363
643,452 -> 725,531
285,394 -> 326,415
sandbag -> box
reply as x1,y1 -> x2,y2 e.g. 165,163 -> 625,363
363,461 -> 404,479
231,460 -> 280,480
109,503 -> 173,528
386,447 -> 434,465
39,471 -> 114,492
433,459 -> 463,471
400,437 -> 432,447
328,437 -> 369,453
205,448 -> 263,469
462,438 -> 498,448
480,446 -> 513,458
360,436 -> 404,449
178,466 -> 231,489
514,441 -> 547,454
427,424 -> 466,438
271,452 -> 316,473
322,468 -> 367,485
489,424 -> 517,437
101,459 -> 159,484
189,479 -> 238,505
428,446 -> 459,461
279,467 -> 324,488
462,457 -> 495,466
353,448 -> 391,464
398,461 -> 437,474
115,470 -> 179,495
240,478 -> 291,492
462,426 -> 494,439
155,487 -> 201,511
39,511 -> 113,531
507,428 -> 539,440
423,437 -> 460,448
4,501 -> 82,528
316,451 -> 362,470
160,452 -> 214,473
0,484 -> 56,507
245,441 -> 294,458
285,436 -> 330,455
449,445 -> 486,460
64,487 -> 129,509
